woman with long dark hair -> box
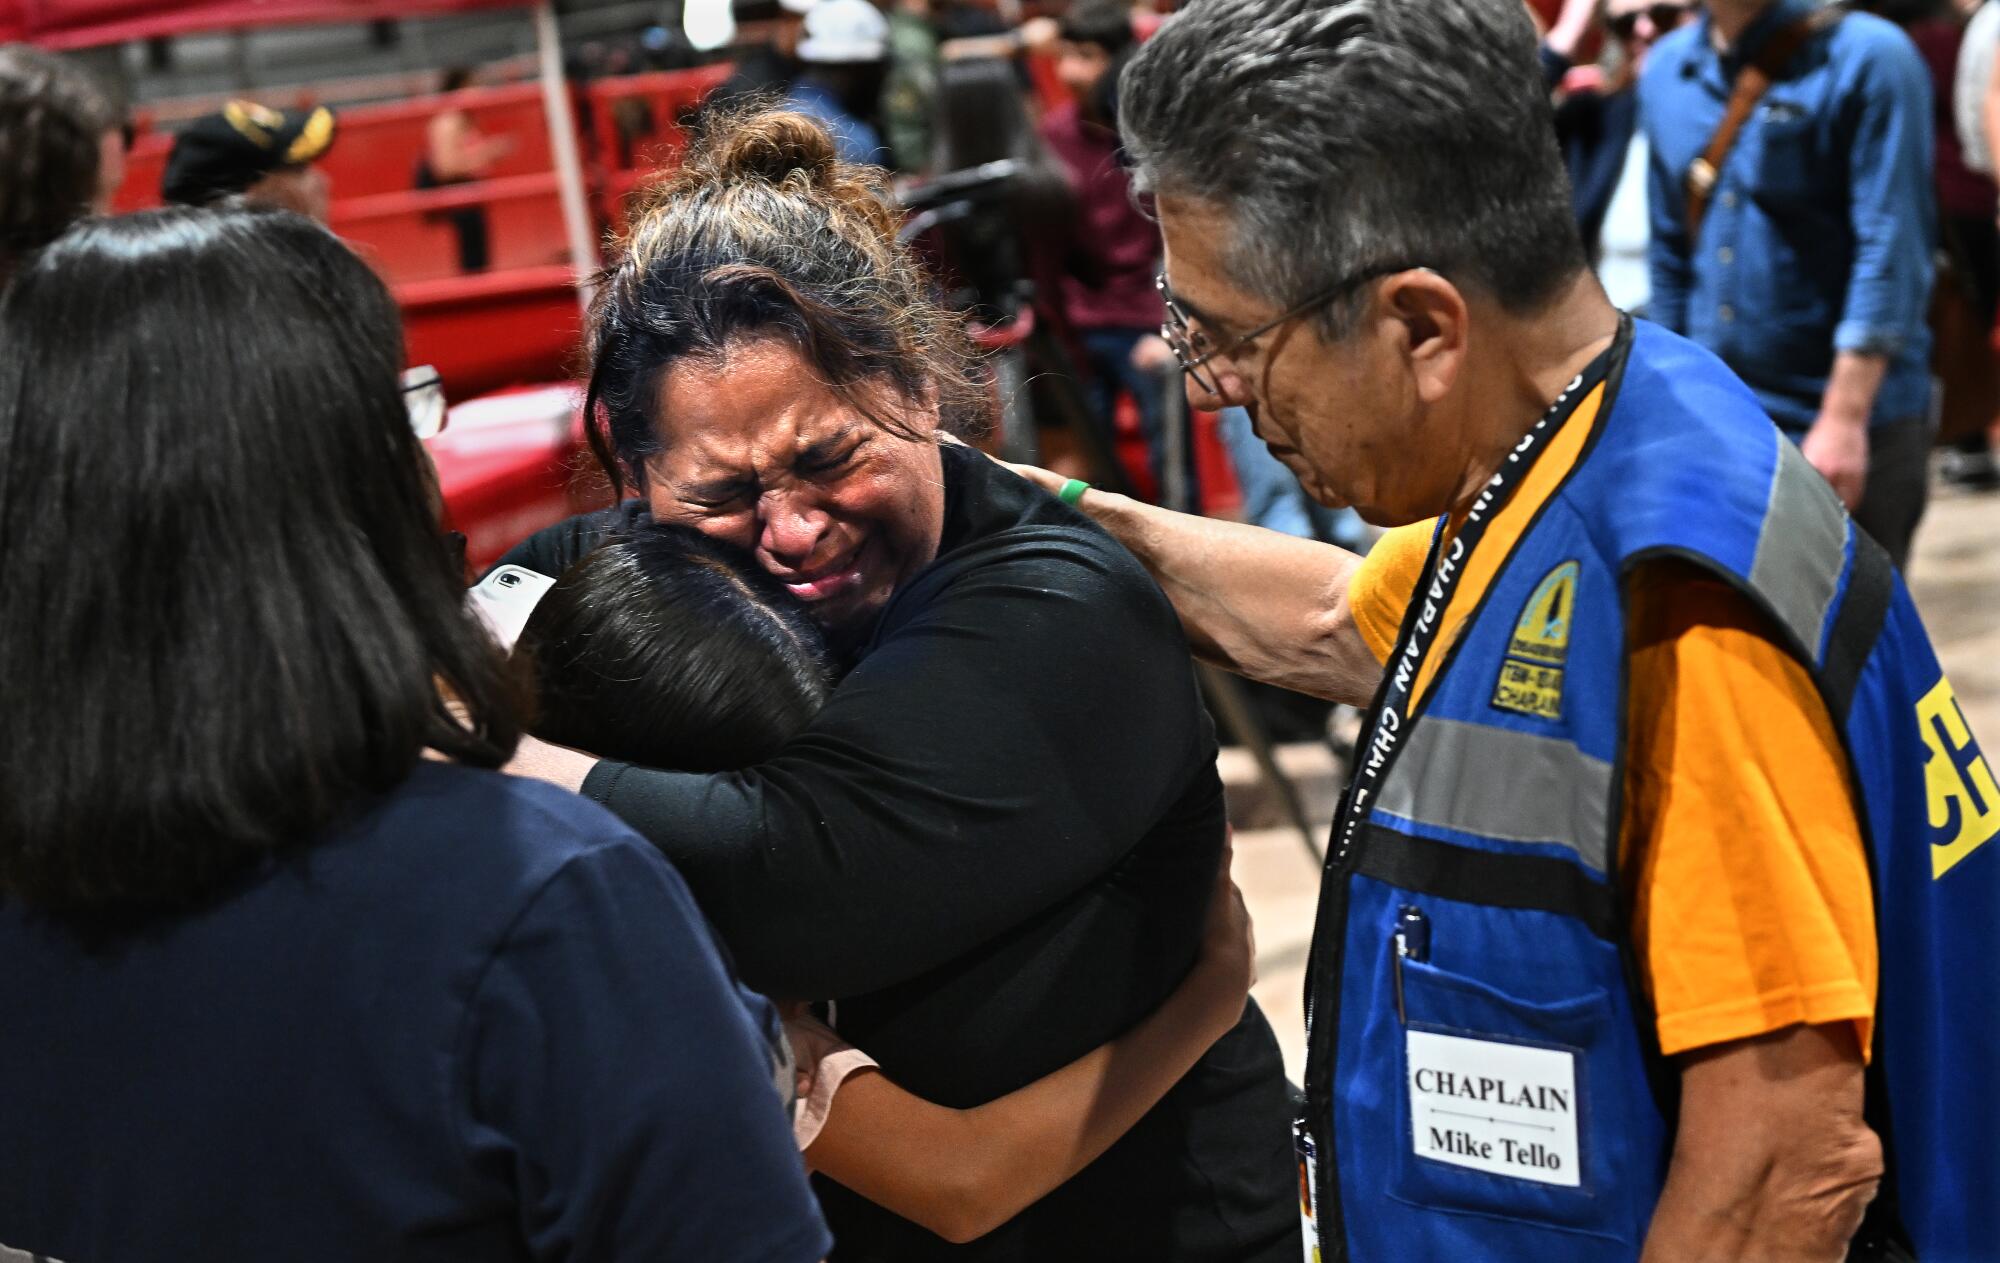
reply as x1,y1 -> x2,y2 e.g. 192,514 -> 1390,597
0,206 -> 827,1263
499,108 -> 1299,1261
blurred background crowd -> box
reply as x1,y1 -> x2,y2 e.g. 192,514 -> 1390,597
5,0 -> 2000,1046
5,0 -> 2000,1060
4,0 -> 2000,1257
12,0 -> 2000,572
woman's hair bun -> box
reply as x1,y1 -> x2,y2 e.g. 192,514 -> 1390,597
706,109 -> 841,186
674,105 -> 900,247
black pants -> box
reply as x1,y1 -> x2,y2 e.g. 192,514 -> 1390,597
446,207 -> 490,274
1849,416 -> 1933,571
1942,214 -> 1999,457
415,161 -> 491,275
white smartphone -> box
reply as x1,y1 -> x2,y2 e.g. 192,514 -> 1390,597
467,564 -> 557,652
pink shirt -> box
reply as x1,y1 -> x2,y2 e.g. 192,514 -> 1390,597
784,1010 -> 879,1154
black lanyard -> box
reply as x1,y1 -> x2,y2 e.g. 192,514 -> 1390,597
1326,321 -> 1627,874
1295,316 -> 1628,1249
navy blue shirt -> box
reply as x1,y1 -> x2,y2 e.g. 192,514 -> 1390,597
1642,1 -> 1935,431
0,762 -> 830,1263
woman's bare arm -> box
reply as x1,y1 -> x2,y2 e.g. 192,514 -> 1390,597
802,849 -> 1256,1244
1008,464 -> 1380,706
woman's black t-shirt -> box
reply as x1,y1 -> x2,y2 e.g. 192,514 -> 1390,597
499,443 -> 1297,1261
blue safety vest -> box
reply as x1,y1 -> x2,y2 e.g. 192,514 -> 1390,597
1299,319 -> 1999,1260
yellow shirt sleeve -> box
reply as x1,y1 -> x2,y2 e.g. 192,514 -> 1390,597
1348,521 -> 1434,665
1622,564 -> 1877,1061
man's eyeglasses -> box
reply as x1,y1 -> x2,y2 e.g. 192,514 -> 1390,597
1607,2 -> 1692,40
1157,262 -> 1419,397
402,365 -> 448,440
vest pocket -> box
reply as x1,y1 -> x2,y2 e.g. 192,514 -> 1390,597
1388,952 -> 1636,1245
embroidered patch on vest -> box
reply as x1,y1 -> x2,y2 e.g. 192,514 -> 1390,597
1491,561 -> 1577,721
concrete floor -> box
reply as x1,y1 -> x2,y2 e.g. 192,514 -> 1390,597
1227,481 -> 2000,1083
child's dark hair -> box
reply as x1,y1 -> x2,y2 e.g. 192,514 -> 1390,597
515,523 -> 833,771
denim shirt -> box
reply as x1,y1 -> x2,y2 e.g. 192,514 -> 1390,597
1641,1 -> 1935,432
784,79 -> 888,167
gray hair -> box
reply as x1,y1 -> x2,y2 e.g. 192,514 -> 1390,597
1120,0 -> 1587,334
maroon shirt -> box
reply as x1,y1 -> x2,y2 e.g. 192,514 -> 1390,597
1910,17 -> 1997,221
1039,101 -> 1165,330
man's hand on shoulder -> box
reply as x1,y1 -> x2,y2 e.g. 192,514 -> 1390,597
996,457 -> 1071,500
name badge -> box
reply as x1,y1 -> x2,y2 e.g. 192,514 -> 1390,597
1292,1119 -> 1322,1263
1406,1030 -> 1580,1187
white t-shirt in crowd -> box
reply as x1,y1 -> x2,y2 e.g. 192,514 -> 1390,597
1955,0 -> 2000,175
1597,131 -> 1653,315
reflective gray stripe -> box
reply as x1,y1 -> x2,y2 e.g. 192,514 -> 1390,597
1747,430 -> 1849,666
1375,718 -> 1613,873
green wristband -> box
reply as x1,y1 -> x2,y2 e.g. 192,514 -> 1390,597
1057,478 -> 1091,506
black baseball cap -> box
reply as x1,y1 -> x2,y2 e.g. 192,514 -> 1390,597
162,100 -> 337,206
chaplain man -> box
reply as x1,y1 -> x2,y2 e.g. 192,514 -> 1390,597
1021,0 -> 1999,1258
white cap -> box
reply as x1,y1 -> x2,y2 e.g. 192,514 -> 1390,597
778,0 -> 817,14
797,0 -> 888,63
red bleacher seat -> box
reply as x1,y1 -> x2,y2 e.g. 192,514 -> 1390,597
427,382 -> 604,573
321,82 -> 555,199
585,63 -> 733,230
334,172 -> 573,282
112,133 -> 173,213
398,264 -> 584,400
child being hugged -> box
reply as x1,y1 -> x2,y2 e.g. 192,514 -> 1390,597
484,523 -> 1256,1245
